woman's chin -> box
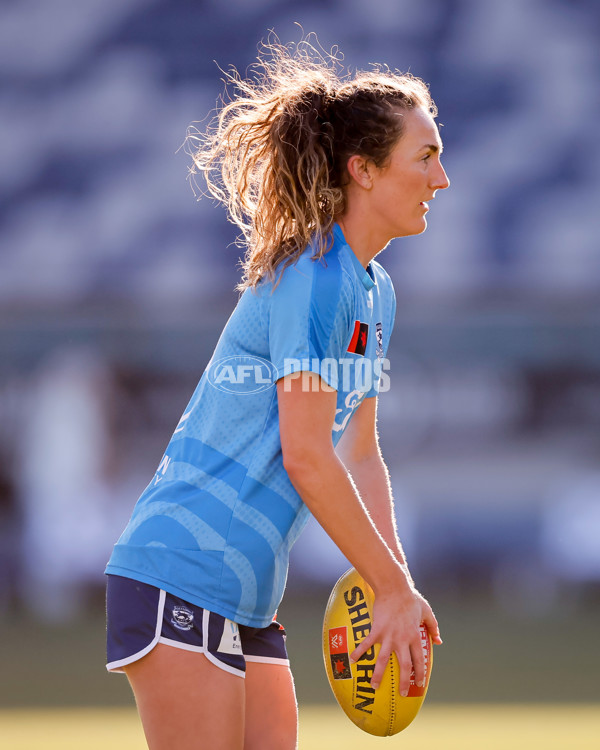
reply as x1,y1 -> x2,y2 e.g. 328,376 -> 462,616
399,219 -> 428,238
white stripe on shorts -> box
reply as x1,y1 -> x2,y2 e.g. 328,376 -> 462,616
244,655 -> 290,667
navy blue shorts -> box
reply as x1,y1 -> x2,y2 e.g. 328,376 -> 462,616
106,574 -> 289,678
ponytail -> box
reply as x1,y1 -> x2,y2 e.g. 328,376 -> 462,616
186,36 -> 436,290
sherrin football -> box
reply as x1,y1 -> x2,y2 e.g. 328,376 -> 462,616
322,568 -> 433,737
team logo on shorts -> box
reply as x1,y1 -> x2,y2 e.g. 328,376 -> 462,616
171,605 -> 194,631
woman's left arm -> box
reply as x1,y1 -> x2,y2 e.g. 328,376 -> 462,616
335,396 -> 412,581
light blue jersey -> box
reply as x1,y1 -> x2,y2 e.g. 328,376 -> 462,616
106,224 -> 396,627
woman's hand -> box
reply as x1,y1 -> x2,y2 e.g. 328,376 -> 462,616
278,373 -> 441,696
349,585 -> 442,694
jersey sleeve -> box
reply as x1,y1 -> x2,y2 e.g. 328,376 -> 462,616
365,265 -> 396,398
267,255 -> 353,390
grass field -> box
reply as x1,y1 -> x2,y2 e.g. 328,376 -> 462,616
1,704 -> 599,750
1,593 -> 598,748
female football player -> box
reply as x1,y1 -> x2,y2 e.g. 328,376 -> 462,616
105,37 -> 449,750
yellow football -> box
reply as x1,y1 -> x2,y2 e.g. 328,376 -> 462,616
322,567 -> 433,737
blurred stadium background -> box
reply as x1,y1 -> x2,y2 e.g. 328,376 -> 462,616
1,0 -> 599,747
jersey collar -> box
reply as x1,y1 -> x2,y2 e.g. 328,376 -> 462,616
333,223 -> 376,291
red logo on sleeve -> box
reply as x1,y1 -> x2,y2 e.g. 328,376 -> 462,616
347,321 -> 369,356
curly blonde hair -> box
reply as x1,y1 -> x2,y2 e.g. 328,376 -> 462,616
186,35 -> 437,290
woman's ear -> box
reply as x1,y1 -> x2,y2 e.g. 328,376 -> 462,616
346,154 -> 374,190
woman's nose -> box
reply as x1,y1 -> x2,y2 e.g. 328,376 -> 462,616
432,161 -> 450,191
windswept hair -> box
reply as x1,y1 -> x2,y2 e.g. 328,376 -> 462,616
186,34 -> 437,290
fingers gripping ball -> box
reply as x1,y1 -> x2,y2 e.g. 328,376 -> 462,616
322,568 -> 433,737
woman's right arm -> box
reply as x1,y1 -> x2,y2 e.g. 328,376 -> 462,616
277,372 -> 438,694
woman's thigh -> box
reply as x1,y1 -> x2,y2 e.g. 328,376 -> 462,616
244,661 -> 298,750
124,643 -> 245,750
